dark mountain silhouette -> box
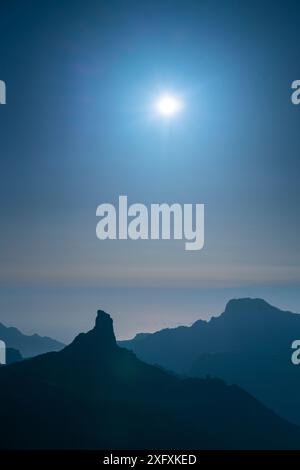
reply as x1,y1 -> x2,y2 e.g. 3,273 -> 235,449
0,322 -> 65,358
0,309 -> 300,449
120,298 -> 300,425
6,348 -> 23,364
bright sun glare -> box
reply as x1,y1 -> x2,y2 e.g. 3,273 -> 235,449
156,94 -> 183,117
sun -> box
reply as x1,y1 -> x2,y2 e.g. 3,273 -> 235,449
156,94 -> 183,117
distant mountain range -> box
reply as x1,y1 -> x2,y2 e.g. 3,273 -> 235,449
120,298 -> 300,425
0,308 -> 299,449
0,322 -> 65,358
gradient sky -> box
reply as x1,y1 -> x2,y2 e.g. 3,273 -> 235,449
0,0 -> 299,341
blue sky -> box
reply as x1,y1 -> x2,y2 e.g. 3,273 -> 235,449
0,0 -> 299,341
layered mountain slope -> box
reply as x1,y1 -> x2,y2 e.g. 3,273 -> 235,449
121,298 -> 300,424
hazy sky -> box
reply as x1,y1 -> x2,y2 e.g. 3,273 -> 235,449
0,0 -> 299,341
